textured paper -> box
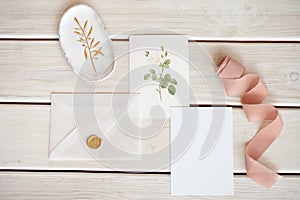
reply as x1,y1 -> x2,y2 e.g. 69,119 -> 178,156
130,35 -> 189,118
171,107 -> 233,196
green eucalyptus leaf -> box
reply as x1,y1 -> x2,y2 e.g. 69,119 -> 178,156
149,69 -> 155,74
168,85 -> 176,95
169,78 -> 177,85
162,64 -> 170,68
145,50 -> 149,57
144,73 -> 150,80
157,77 -> 164,84
161,78 -> 168,88
164,74 -> 171,81
164,59 -> 171,65
161,46 -> 164,51
151,73 -> 157,80
165,51 -> 168,57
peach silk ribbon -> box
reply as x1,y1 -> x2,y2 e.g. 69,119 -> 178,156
216,56 -> 283,188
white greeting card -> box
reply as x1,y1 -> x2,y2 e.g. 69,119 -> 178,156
130,35 -> 189,118
171,107 -> 233,196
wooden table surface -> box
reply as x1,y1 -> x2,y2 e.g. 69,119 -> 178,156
0,0 -> 299,199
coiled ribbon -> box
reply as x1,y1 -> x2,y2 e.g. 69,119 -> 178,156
217,56 -> 283,188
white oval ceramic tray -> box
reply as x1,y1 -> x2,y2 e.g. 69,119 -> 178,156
59,4 -> 115,81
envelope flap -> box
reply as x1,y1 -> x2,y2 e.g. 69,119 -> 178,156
50,93 -> 141,161
50,94 -> 76,152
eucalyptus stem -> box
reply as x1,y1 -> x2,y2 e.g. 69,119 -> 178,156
156,86 -> 162,101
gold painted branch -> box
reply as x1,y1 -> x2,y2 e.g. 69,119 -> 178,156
73,17 -> 104,73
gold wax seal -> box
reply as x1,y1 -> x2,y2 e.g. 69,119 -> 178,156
87,135 -> 102,149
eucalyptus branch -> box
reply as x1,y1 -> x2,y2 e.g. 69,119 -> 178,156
144,46 -> 177,101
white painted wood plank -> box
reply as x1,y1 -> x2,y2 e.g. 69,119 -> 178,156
0,104 -> 299,172
0,41 -> 299,105
0,172 -> 299,200
0,0 -> 299,40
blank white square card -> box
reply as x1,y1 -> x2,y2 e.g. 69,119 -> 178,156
171,107 -> 233,196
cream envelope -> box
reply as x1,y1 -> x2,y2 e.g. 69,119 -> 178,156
49,93 -> 141,161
